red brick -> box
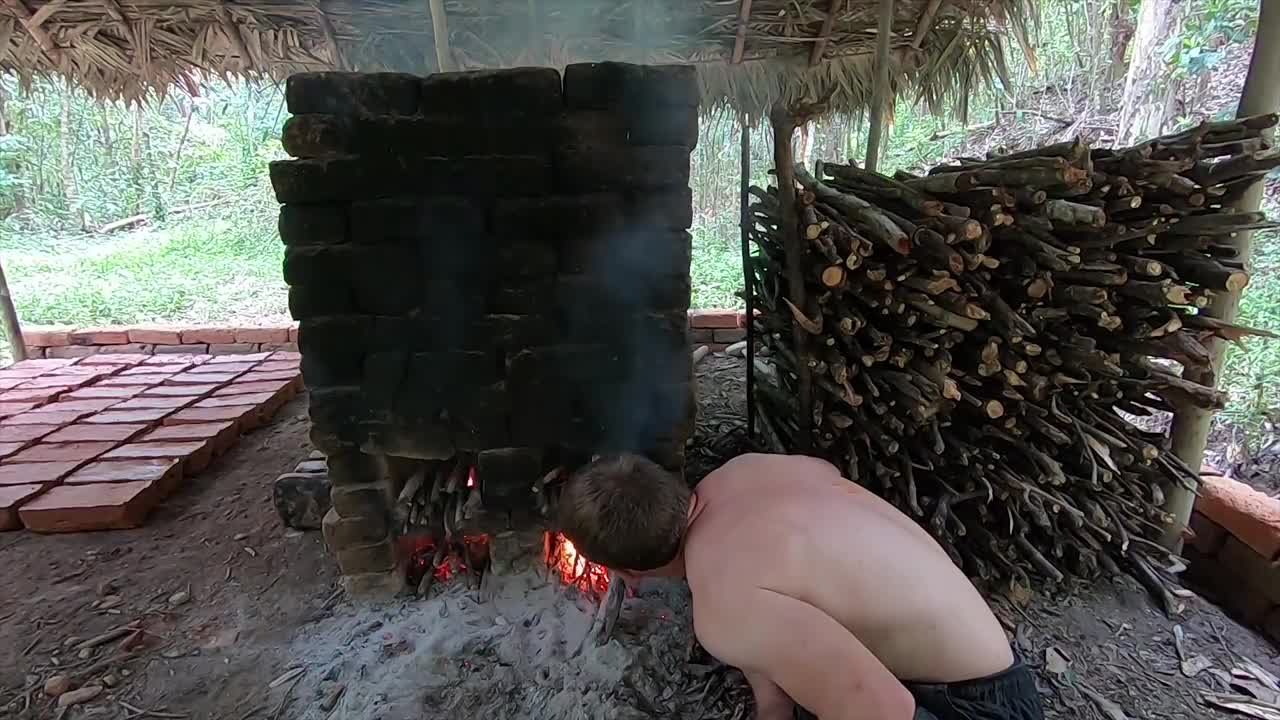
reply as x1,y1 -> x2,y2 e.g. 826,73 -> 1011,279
256,361 -> 299,373
167,371 -> 240,385
689,310 -> 740,329
216,379 -> 295,396
122,365 -> 188,375
70,327 -> 130,345
79,354 -> 147,366
235,327 -> 289,344
109,396 -> 198,411
210,352 -> 273,364
143,353 -> 211,365
0,443 -> 23,459
21,347 -> 44,358
0,402 -> 39,418
689,329 -> 714,344
238,370 -> 299,383
260,342 -> 299,354
66,386 -> 143,400
0,377 -> 24,390
0,483 -> 48,529
1189,511 -> 1228,555
97,374 -> 172,387
189,362 -> 256,375
99,344 -> 154,355
105,440 -> 214,474
6,358 -> 77,374
0,462 -> 79,486
47,345 -> 101,359
0,425 -> 58,443
180,327 -> 236,344
45,423 -> 147,443
22,325 -> 74,347
196,392 -> 276,409
288,324 -> 299,342
166,405 -> 260,431
1198,474 -> 1280,559
712,328 -> 747,343
65,458 -> 181,488
8,410 -> 86,426
16,376 -> 91,390
142,420 -> 240,455
19,480 -> 163,532
84,408 -> 171,425
45,365 -> 111,378
7,441 -> 116,464
127,326 -> 183,345
140,384 -> 220,398
270,351 -> 302,362
154,343 -> 209,356
35,399 -> 119,414
208,343 -> 260,355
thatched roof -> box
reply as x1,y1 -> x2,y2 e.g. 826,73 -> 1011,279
0,1 -> 1034,117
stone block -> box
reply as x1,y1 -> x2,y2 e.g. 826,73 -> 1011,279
19,480 -> 163,532
559,108 -> 699,149
329,480 -> 396,523
563,63 -> 699,110
274,472 -> 332,530
350,196 -> 484,245
628,186 -> 694,230
278,203 -> 348,246
556,146 -> 690,192
421,67 -> 562,113
270,155 -> 552,204
322,507 -> 390,550
476,448 -> 542,512
286,71 -> 421,116
352,245 -> 423,315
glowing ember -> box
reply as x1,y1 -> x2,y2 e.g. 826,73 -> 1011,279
549,532 -> 610,598
466,467 -> 476,488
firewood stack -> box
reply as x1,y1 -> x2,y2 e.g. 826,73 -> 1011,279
749,114 -> 1280,591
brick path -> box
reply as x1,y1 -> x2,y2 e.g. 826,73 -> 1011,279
0,352 -> 302,532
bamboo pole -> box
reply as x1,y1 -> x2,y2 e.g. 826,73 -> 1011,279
0,255 -> 27,362
740,112 -> 756,441
864,0 -> 895,171
769,105 -> 812,452
428,0 -> 454,72
810,0 -> 842,66
732,0 -> 754,63
1163,0 -> 1280,550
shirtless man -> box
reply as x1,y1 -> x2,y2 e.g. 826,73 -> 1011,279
557,452 -> 1044,720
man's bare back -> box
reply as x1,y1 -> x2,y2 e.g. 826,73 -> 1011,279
684,454 -> 1014,718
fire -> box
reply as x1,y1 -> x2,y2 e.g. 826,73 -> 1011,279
549,533 -> 611,598
466,467 -> 476,488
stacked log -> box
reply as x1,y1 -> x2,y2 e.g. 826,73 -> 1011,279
749,115 -> 1279,593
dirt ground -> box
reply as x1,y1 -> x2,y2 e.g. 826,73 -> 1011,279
0,355 -> 1277,719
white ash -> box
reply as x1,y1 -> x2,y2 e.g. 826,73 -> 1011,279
288,570 -> 721,720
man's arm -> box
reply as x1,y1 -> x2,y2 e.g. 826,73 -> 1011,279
694,586 -> 915,720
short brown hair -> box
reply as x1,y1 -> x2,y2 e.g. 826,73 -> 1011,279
557,454 -> 691,571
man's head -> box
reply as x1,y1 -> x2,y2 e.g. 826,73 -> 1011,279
557,453 -> 692,574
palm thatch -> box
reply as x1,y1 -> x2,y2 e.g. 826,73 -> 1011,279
0,0 -> 1034,117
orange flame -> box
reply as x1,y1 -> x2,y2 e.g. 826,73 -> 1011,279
466,467 -> 476,488
550,533 -> 610,598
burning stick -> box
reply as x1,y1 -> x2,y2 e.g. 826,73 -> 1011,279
589,573 -> 626,646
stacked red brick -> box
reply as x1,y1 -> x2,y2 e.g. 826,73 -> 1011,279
22,324 -> 298,359
688,310 -> 748,351
271,64 -> 699,590
1185,472 -> 1280,642
0,353 -> 302,532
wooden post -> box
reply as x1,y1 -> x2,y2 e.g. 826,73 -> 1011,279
1163,0 -> 1280,550
732,0 -> 754,63
428,0 -> 454,72
810,0 -> 842,66
769,105 -> 812,452
864,0 -> 894,171
740,113 -> 756,441
0,255 -> 27,362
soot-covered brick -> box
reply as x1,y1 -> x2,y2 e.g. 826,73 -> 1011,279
420,68 -> 563,115
286,72 -> 421,116
563,63 -> 699,110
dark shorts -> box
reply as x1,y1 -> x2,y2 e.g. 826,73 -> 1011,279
795,660 -> 1044,720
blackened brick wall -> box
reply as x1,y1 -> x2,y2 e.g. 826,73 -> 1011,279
271,64 -> 697,467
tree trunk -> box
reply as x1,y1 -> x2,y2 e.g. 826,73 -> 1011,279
1164,0 -> 1280,551
770,105 -> 813,452
1116,0 -> 1180,145
1107,0 -> 1136,85
865,0 -> 895,171
59,89 -> 84,231
0,82 -> 23,216
0,255 -> 27,362
131,103 -> 144,214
